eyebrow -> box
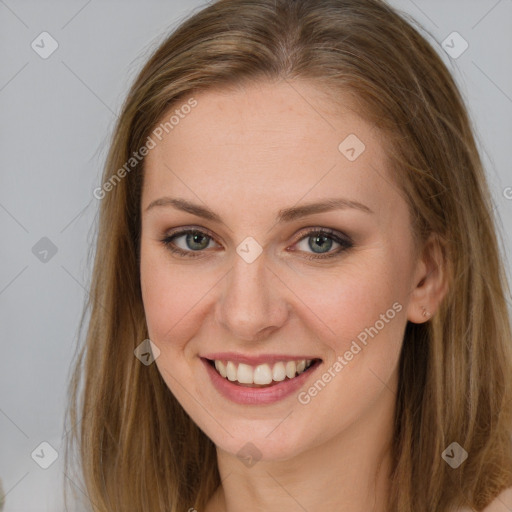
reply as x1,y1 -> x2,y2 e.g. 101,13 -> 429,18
144,196 -> 373,223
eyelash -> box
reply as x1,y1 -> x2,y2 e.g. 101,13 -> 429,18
160,227 -> 354,260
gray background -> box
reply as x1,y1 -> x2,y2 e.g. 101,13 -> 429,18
0,1 -> 511,510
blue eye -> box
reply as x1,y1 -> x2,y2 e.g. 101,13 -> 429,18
296,232 -> 337,254
162,229 -> 218,257
161,227 -> 353,260
290,228 -> 353,259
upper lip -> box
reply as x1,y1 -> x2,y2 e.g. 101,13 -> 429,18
201,352 -> 321,366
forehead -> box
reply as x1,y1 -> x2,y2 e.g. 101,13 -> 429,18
142,80 -> 398,220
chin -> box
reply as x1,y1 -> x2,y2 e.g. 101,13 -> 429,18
208,421 -> 315,463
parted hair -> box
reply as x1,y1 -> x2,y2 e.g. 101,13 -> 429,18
64,1 -> 512,510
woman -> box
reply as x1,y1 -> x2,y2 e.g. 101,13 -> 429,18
64,0 -> 512,510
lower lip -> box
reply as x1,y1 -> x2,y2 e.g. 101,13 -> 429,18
201,358 -> 321,405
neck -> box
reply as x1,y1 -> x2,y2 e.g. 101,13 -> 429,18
206,376 -> 397,512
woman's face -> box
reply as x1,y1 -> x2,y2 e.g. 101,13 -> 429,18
140,80 -> 427,461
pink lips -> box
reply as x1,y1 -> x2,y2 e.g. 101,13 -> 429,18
201,356 -> 321,405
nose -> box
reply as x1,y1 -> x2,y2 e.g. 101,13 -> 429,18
215,251 -> 289,342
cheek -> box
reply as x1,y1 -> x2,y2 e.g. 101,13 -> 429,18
139,248 -> 208,398
140,246 -> 189,345
286,259 -> 407,434
140,245 -> 220,354
287,253 -> 407,354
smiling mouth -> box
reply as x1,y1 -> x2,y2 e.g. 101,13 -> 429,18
205,358 -> 322,388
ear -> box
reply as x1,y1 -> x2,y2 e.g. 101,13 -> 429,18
406,232 -> 450,324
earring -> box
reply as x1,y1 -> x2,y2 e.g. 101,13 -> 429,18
422,306 -> 431,318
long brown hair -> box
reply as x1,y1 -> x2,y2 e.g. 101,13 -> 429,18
63,1 -> 512,510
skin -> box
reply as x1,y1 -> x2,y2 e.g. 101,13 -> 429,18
139,79 -> 447,512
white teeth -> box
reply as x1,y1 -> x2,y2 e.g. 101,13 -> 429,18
272,362 -> 286,382
253,364 -> 273,385
285,361 -> 296,379
237,363 -> 253,384
215,360 -> 227,378
226,361 -> 237,381
212,358 -> 315,385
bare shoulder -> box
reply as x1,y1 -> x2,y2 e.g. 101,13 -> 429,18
482,487 -> 512,511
